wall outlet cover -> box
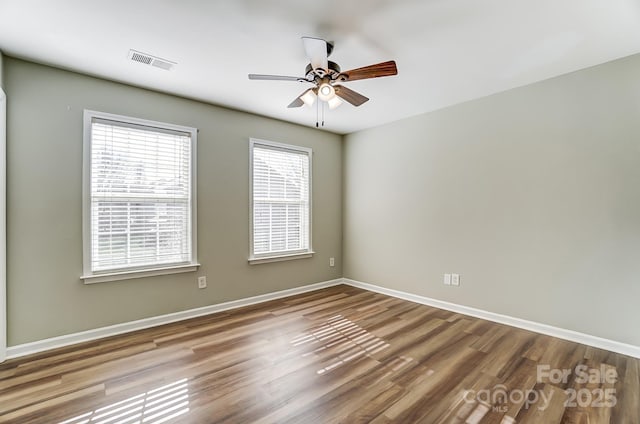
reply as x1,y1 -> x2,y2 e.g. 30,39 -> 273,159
198,276 -> 207,289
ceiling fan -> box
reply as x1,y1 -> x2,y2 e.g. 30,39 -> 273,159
248,37 -> 397,125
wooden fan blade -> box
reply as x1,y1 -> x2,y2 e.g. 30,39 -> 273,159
287,88 -> 315,108
302,36 -> 328,71
339,60 -> 397,82
248,74 -> 305,82
334,85 -> 369,107
288,97 -> 305,108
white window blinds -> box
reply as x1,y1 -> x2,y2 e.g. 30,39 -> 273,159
85,113 -> 195,275
251,140 -> 311,259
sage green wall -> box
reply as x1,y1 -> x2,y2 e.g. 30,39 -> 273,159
6,57 -> 342,346
344,54 -> 640,346
0,50 -> 5,361
0,51 -> 4,89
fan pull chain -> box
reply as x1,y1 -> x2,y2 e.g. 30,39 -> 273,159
322,102 -> 325,127
316,99 -> 319,128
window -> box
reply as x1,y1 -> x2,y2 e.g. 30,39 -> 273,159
82,110 -> 198,283
249,139 -> 313,263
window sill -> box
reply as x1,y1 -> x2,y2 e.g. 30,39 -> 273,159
248,252 -> 314,265
81,263 -> 200,284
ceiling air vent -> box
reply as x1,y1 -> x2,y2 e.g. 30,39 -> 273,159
128,50 -> 176,71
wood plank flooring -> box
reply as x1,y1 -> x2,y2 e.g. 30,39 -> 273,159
0,285 -> 638,423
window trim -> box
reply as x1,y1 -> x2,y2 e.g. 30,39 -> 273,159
248,138 -> 313,264
81,110 -> 199,284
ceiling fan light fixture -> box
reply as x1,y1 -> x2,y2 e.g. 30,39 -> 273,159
248,37 -> 397,122
317,83 -> 335,101
300,89 -> 316,107
327,96 -> 343,110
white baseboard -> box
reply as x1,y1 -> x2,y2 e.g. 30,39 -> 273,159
343,278 -> 640,359
6,278 -> 343,360
7,277 -> 640,360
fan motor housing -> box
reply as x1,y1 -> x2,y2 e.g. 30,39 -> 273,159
306,61 -> 341,80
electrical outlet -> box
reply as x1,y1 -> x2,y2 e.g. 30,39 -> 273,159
197,276 -> 207,289
329,257 -> 335,267
444,274 -> 451,285
451,274 -> 460,286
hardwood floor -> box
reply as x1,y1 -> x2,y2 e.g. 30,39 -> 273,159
0,285 -> 638,423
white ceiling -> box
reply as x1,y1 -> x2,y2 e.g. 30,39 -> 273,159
1,0 -> 640,134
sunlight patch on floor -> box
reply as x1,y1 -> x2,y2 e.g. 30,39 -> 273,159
290,315 -> 390,375
58,378 -> 190,424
